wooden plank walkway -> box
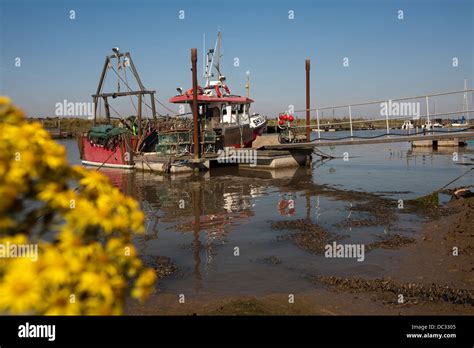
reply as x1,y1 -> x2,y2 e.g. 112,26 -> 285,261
259,131 -> 474,149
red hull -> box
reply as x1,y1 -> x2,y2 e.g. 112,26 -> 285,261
231,125 -> 266,148
77,135 -> 135,168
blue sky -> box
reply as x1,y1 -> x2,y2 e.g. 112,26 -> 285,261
0,0 -> 472,118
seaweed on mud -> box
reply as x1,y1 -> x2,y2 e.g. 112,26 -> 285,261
366,234 -> 416,251
272,219 -> 341,254
406,191 -> 439,208
253,255 -> 282,265
333,199 -> 399,229
141,255 -> 179,279
318,276 -> 474,306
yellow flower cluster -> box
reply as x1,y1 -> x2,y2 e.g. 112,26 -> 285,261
0,97 -> 156,315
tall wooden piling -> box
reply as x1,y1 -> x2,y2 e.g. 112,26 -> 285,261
191,48 -> 200,159
305,59 -> 311,142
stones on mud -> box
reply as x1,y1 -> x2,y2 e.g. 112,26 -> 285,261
318,276 -> 474,306
366,234 -> 416,251
272,219 -> 339,254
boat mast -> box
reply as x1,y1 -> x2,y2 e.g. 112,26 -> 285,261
205,35 -> 218,87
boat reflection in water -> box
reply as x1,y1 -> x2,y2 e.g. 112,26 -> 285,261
97,167 -> 315,293
62,137 -> 474,296
96,164 -> 426,296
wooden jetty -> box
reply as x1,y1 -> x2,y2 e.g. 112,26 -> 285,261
259,131 -> 474,150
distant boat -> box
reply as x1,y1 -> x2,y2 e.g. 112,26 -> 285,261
451,115 -> 467,127
420,120 -> 443,130
400,120 -> 414,130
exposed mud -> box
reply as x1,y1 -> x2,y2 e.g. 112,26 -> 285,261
314,196 -> 474,311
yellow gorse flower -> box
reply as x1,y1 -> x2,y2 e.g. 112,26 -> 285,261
0,97 -> 156,315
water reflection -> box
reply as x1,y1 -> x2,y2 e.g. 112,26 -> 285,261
58,139 -> 473,295
278,193 -> 296,216
94,167 -> 414,294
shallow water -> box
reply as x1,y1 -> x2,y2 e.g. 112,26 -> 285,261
59,137 -> 474,297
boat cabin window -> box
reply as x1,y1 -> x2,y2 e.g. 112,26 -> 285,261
240,104 -> 250,124
221,104 -> 233,123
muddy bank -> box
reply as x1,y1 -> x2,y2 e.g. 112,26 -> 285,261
317,276 -> 474,306
395,196 -> 474,288
312,196 -> 474,313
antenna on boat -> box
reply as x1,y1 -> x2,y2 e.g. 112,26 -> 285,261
202,33 -> 206,79
245,70 -> 250,98
112,47 -> 121,92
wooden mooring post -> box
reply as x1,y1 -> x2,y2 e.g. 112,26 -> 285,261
305,59 -> 311,142
191,48 -> 200,160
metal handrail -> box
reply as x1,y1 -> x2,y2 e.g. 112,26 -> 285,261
284,88 -> 472,138
293,89 -> 474,113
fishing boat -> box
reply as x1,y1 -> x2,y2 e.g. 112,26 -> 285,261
78,47 -> 157,169
169,32 -> 266,148
79,33 -> 267,169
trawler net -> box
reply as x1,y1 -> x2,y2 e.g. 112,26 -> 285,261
87,125 -> 129,150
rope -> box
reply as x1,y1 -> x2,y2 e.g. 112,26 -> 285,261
123,67 -> 138,114
93,144 -> 122,172
107,103 -> 124,119
154,95 -> 177,115
439,167 -> 474,191
312,147 -> 336,159
110,65 -> 177,116
110,65 -> 158,116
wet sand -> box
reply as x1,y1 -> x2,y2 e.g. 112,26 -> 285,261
127,196 -> 474,315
